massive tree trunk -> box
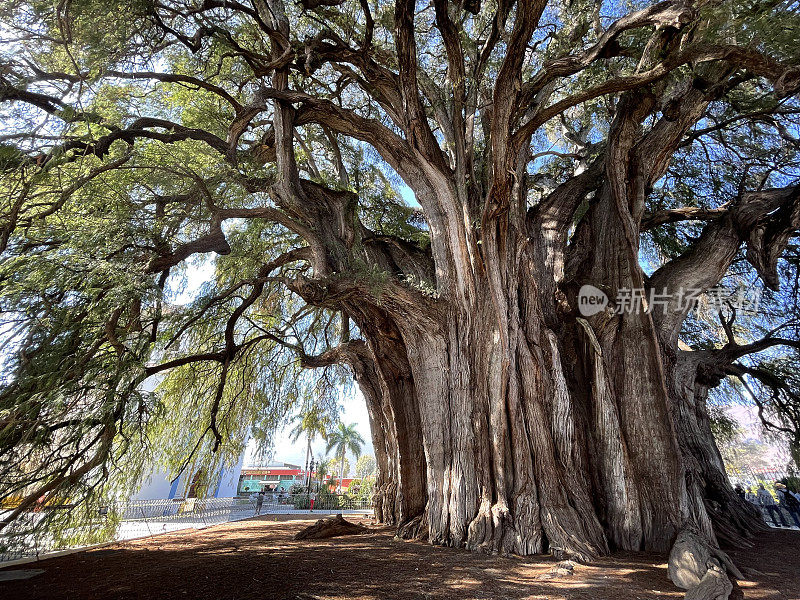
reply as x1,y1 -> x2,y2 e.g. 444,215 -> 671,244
564,183 -> 689,554
348,307 -> 429,536
671,353 -> 768,547
342,183 -> 695,559
344,156 -> 773,559
350,275 -> 690,558
347,343 -> 401,525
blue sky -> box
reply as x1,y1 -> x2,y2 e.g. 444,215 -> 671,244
243,387 -> 374,472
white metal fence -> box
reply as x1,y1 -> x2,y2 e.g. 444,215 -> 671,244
1,493 -> 372,564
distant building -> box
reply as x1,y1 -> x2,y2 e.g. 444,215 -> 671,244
238,462 -> 311,494
237,461 -> 369,494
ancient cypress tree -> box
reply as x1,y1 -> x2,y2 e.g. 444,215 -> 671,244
1,0 -> 800,561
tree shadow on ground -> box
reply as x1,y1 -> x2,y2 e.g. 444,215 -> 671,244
1,517 -> 796,600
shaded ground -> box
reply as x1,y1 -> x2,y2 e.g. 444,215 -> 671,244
2,516 -> 798,600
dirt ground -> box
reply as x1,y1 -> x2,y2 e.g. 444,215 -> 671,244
2,515 -> 799,600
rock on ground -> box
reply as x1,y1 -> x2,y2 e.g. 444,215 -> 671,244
668,529 -> 742,600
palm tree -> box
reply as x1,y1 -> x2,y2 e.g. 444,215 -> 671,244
325,422 -> 365,492
289,405 -> 331,487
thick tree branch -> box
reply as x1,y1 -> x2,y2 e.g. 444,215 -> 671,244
519,0 -> 696,108
393,0 -> 450,174
642,206 -> 729,230
650,185 -> 800,344
105,70 -> 242,112
513,44 -> 800,156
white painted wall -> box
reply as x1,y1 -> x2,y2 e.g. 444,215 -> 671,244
129,469 -> 178,501
130,446 -> 247,500
214,449 -> 247,497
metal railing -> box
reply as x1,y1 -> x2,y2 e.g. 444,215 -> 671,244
117,497 -> 254,523
1,494 -> 372,564
253,492 -> 372,513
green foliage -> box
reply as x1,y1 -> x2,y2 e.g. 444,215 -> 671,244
0,143 -> 25,171
326,423 -> 364,464
319,456 -> 349,480
0,99 -> 353,543
314,456 -> 330,483
346,478 -> 374,503
288,403 -> 335,445
697,0 -> 800,64
0,166 -> 159,528
709,404 -> 741,446
355,454 -> 376,480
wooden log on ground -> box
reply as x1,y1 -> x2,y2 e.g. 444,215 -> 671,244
293,514 -> 369,540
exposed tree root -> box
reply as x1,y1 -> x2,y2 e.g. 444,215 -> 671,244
684,560 -> 732,600
705,498 -> 768,549
395,513 -> 428,541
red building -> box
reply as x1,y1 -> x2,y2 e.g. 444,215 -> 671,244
238,461 -> 366,494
